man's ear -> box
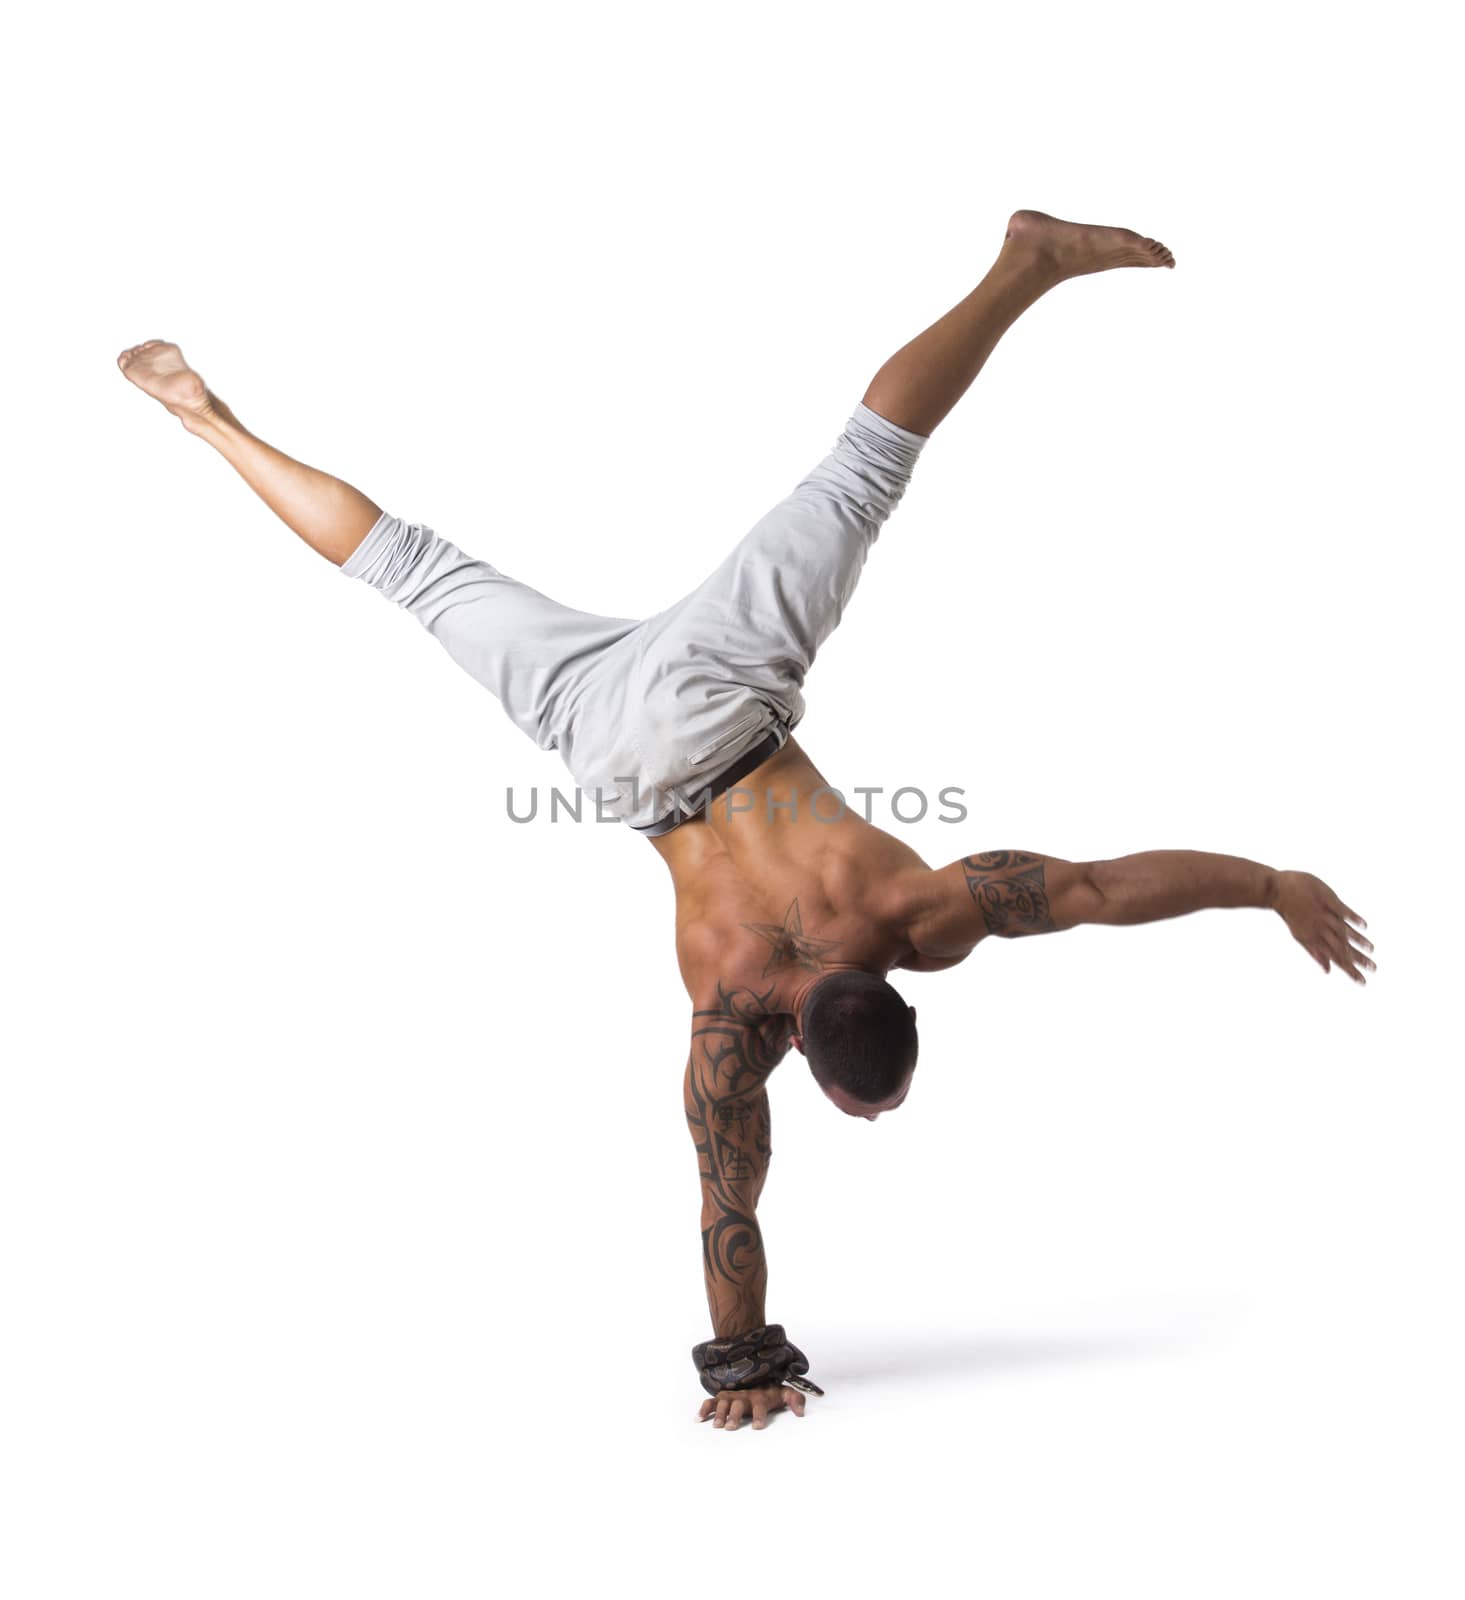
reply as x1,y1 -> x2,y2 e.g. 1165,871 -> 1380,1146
909,1006 -> 917,1024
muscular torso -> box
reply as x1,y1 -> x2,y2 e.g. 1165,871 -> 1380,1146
651,737 -> 957,1012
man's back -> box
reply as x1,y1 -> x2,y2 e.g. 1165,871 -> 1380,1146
652,737 -> 940,1008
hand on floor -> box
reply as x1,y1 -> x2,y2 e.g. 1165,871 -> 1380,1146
698,1383 -> 807,1430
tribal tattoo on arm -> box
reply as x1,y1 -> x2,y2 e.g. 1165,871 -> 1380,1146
684,981 -> 795,1338
961,850 -> 1056,937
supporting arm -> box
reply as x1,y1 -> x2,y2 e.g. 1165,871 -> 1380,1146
683,984 -> 788,1338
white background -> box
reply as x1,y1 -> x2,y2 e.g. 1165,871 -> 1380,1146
3,1 -> 1460,1595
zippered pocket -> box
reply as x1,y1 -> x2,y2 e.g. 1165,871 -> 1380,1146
687,709 -> 765,767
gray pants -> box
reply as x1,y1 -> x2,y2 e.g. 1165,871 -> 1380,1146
342,400 -> 930,830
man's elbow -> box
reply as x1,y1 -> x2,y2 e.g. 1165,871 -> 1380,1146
1068,861 -> 1112,926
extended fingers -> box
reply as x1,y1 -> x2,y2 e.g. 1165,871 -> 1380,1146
702,1391 -> 747,1429
1321,927 -> 1368,984
1337,919 -> 1374,958
1339,928 -> 1376,970
700,1385 -> 812,1429
1328,914 -> 1375,974
1318,883 -> 1368,934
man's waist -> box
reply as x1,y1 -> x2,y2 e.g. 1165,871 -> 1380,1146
630,729 -> 785,838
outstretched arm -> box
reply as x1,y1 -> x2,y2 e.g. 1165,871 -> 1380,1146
906,849 -> 1374,982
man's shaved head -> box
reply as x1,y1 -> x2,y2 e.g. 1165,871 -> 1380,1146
799,970 -> 918,1117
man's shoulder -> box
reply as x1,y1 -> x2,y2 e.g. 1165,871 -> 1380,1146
855,858 -> 941,940
688,980 -> 794,1088
679,908 -> 787,994
691,976 -> 787,1031
881,860 -> 986,967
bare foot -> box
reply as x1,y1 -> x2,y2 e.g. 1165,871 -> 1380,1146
116,340 -> 218,431
1002,210 -> 1175,281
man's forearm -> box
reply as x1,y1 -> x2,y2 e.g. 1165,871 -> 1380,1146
683,1022 -> 775,1339
1087,850 -> 1279,925
700,1197 -> 769,1337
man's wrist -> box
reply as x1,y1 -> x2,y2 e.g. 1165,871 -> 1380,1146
692,1323 -> 820,1396
1262,866 -> 1283,910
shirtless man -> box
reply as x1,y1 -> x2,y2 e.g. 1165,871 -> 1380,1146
118,209 -> 1373,1432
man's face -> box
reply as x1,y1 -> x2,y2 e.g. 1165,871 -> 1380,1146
821,1071 -> 914,1121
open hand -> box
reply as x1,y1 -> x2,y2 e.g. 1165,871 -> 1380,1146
1276,870 -> 1374,983
697,1384 -> 807,1431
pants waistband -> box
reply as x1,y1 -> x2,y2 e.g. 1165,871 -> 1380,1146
629,730 -> 784,837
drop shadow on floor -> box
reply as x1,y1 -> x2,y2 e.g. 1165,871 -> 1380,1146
813,1313 -> 1231,1387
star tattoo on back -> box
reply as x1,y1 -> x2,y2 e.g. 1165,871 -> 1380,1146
740,898 -> 841,976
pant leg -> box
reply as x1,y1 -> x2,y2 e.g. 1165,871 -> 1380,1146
638,401 -> 930,732
342,511 -> 640,751
777,399 -> 931,651
620,400 -> 929,815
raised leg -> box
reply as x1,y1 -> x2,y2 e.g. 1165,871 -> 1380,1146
861,209 -> 1174,438
116,340 -> 382,566
117,338 -> 643,759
